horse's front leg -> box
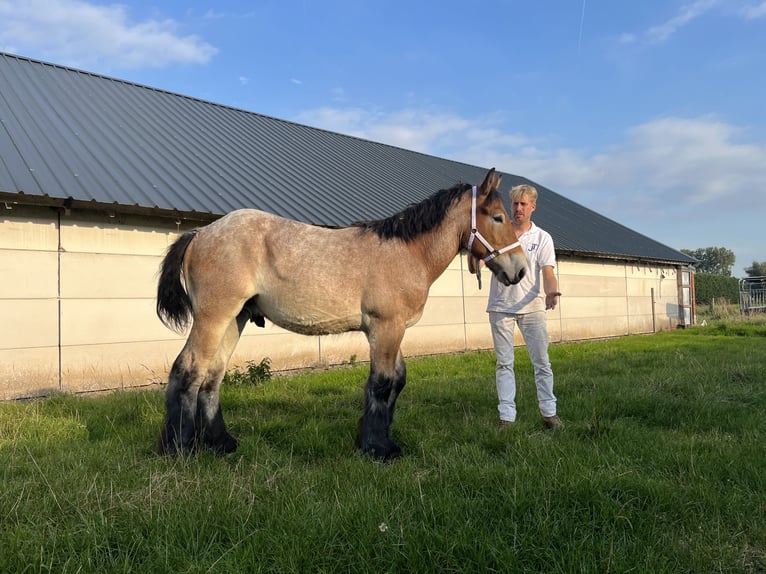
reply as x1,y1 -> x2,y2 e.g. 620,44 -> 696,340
358,326 -> 406,460
387,349 -> 406,422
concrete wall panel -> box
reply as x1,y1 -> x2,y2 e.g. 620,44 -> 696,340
561,316 -> 629,340
0,250 -> 59,298
59,214 -> 176,256
560,274 -> 627,298
417,296 -> 465,327
0,300 -> 59,348
315,332 -> 370,366
60,252 -> 160,298
560,296 -> 629,319
60,340 -> 179,392
233,329 -> 323,371
0,209 -> 58,250
403,323 -> 466,356
0,347 -> 59,399
428,268 -> 464,297
61,299 -> 171,345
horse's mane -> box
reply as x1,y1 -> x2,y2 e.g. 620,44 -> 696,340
352,182 -> 476,242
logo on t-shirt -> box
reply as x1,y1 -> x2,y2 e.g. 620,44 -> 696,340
527,243 -> 539,252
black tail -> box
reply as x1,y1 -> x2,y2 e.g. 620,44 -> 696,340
156,230 -> 198,334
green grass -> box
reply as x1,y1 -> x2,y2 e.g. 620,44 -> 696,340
1,320 -> 765,573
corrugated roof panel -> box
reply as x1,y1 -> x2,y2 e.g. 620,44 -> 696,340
0,52 -> 695,265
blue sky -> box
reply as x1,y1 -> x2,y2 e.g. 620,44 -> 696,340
1,0 -> 764,274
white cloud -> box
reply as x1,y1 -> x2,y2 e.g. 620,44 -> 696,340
741,1 -> 766,18
618,32 -> 637,44
0,0 -> 217,69
622,0 -> 766,47
494,116 -> 766,216
295,107 -> 531,160
295,106 -> 766,222
618,117 -> 764,203
645,0 -> 720,43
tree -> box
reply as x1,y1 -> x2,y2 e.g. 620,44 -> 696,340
745,261 -> 766,277
681,246 -> 735,276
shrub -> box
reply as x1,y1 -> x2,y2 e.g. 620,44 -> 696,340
694,273 -> 739,306
224,357 -> 272,385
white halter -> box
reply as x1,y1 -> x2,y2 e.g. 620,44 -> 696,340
467,185 -> 520,263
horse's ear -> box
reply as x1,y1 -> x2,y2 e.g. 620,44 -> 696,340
479,168 -> 502,196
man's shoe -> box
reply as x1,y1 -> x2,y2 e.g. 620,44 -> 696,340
497,420 -> 514,430
542,415 -> 564,430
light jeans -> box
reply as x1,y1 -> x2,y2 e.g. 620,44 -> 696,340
489,310 -> 557,422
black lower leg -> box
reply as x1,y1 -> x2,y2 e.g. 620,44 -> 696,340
387,358 -> 407,423
357,369 -> 401,460
158,362 -> 199,455
196,387 -> 238,454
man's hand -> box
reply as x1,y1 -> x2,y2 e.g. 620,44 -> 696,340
545,292 -> 561,310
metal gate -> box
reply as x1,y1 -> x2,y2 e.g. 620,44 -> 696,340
739,276 -> 766,314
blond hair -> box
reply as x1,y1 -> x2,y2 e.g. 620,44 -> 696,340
510,184 -> 538,204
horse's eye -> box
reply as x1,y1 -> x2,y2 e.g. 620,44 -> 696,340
493,214 -> 505,223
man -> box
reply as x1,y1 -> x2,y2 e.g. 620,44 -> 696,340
486,183 -> 563,430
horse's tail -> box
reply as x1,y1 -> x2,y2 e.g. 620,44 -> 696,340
156,230 -> 198,334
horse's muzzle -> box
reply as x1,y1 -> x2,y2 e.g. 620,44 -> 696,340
495,266 -> 525,286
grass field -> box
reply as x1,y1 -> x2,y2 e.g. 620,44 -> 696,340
1,319 -> 765,573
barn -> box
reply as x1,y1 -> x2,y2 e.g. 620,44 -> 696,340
0,53 -> 697,399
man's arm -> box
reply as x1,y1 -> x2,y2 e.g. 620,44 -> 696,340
542,265 -> 561,310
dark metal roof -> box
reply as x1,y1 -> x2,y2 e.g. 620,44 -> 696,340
0,52 -> 695,265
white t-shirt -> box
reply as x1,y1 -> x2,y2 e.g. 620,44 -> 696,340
486,222 -> 557,314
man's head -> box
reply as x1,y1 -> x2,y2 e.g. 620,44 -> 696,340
509,184 -> 538,227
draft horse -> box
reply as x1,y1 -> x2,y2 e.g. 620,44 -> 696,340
156,168 -> 527,460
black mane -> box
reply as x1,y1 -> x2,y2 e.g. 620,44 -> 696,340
352,182 -> 475,242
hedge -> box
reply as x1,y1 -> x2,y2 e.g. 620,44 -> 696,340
694,273 -> 739,306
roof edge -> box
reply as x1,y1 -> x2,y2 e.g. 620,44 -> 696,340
0,191 -> 219,224
556,248 -> 696,267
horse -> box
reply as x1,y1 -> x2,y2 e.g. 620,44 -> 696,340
156,168 -> 527,460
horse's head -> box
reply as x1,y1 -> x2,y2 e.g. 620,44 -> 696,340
466,168 -> 527,287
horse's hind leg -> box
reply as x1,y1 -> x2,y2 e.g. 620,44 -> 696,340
358,324 -> 406,460
196,380 -> 237,454
159,317 -> 235,456
195,312 -> 248,454
159,344 -> 203,455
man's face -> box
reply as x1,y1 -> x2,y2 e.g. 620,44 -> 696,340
511,194 -> 536,225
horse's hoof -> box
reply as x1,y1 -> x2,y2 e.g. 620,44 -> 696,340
363,442 -> 402,461
383,444 -> 402,461
201,431 -> 239,455
157,428 -> 175,456
157,427 -> 196,456
215,433 -> 239,455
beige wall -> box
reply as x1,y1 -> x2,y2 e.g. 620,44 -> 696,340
555,258 -> 681,341
0,207 -> 686,399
